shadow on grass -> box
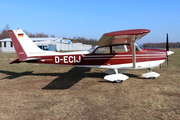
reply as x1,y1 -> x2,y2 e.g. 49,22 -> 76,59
124,73 -> 139,78
42,67 -> 106,90
0,70 -> 34,79
0,68 -> 150,89
0,67 -> 106,90
159,91 -> 180,97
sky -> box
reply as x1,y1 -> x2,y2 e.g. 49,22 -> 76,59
0,0 -> 180,44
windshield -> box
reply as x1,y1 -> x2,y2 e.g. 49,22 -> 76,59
135,42 -> 143,51
88,46 -> 98,53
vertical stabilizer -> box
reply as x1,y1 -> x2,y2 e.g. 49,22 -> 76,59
8,29 -> 27,59
8,29 -> 44,59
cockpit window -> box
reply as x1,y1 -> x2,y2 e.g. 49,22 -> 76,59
95,47 -> 110,54
112,45 -> 129,53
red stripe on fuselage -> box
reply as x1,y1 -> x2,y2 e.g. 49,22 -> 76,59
145,48 -> 167,61
26,48 -> 166,67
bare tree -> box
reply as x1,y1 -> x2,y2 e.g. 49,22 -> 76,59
23,30 -> 49,38
1,24 -> 10,39
50,35 -> 55,37
35,32 -> 48,38
71,36 -> 97,46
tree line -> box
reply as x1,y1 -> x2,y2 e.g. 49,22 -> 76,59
70,37 -> 97,46
142,42 -> 180,48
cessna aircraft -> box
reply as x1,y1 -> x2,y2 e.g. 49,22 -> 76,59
8,29 -> 174,83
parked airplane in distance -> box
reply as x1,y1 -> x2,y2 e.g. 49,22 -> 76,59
8,29 -> 174,83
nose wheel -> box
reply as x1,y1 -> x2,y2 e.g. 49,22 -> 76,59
142,68 -> 160,79
147,68 -> 152,72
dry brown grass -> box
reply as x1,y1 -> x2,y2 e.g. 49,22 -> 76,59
0,49 -> 180,120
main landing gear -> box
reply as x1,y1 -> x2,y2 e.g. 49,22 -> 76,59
141,68 -> 160,79
113,80 -> 124,83
104,69 -> 129,83
103,68 -> 160,83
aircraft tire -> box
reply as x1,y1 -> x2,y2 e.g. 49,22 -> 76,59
113,80 -> 123,83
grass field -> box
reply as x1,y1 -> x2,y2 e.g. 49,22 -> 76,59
0,49 -> 180,120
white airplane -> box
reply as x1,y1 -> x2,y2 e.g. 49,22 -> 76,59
8,28 -> 174,83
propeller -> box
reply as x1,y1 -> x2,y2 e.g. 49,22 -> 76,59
166,33 -> 169,66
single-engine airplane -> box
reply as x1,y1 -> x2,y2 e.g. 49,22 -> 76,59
8,29 -> 174,83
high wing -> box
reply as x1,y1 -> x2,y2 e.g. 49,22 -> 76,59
97,29 -> 150,47
97,29 -> 151,68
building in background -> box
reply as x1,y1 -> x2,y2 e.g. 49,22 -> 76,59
56,38 -> 72,51
0,38 -> 92,53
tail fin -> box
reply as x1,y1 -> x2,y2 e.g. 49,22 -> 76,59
8,29 -> 44,63
8,29 -> 44,57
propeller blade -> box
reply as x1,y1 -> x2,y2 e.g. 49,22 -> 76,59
166,33 -> 169,51
166,33 -> 169,66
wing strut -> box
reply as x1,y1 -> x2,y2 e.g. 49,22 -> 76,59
131,35 -> 136,68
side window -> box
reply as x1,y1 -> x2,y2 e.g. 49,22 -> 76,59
112,45 -> 129,53
4,42 -> 6,47
11,42 -> 13,47
95,47 -> 110,54
44,45 -> 48,50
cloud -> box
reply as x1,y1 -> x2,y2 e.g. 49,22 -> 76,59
77,19 -> 85,24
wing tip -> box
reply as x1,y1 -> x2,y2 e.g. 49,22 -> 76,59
104,29 -> 151,36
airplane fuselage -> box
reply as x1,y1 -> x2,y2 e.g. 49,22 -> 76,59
28,46 -> 167,70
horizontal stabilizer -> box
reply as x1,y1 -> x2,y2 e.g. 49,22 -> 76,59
9,58 -> 41,64
19,58 -> 41,62
9,59 -> 21,64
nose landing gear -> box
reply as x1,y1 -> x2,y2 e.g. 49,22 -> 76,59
142,68 -> 160,79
